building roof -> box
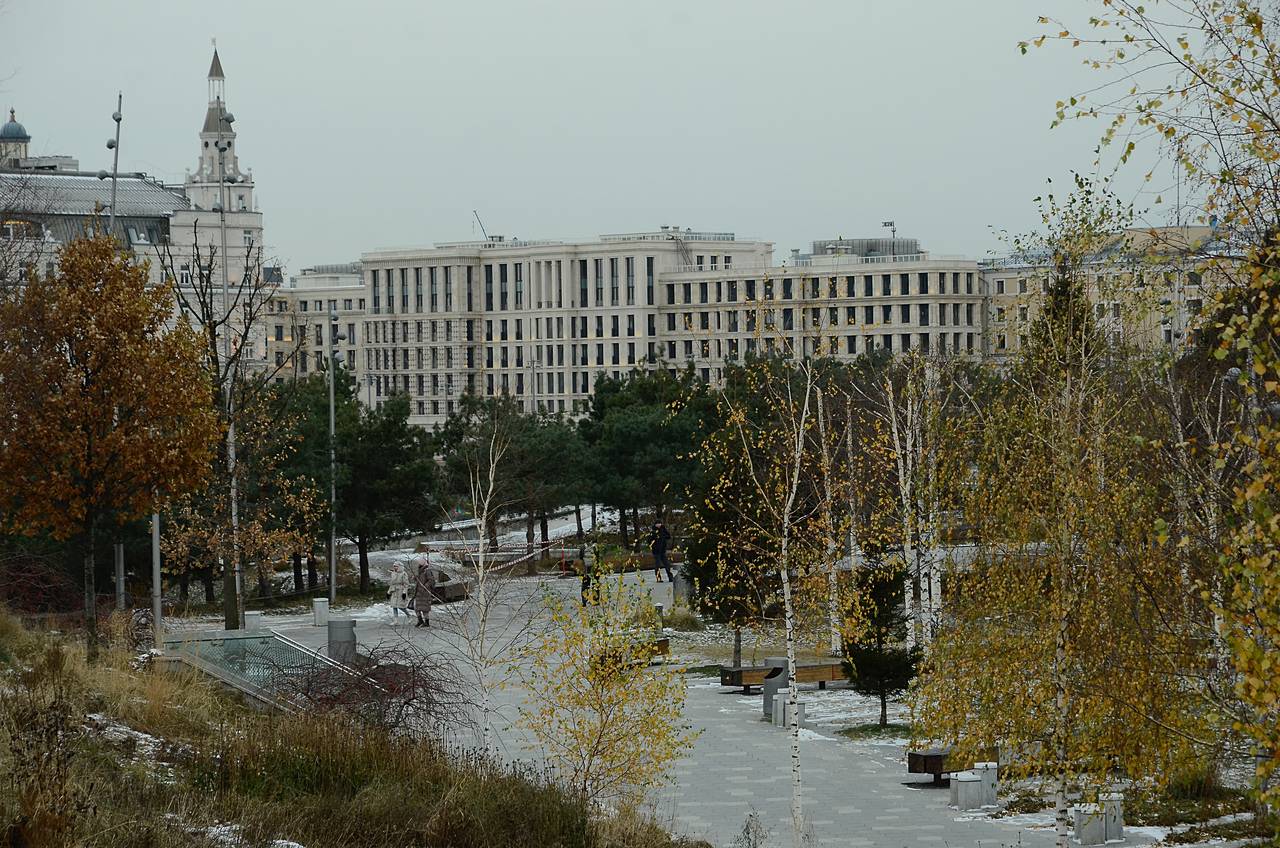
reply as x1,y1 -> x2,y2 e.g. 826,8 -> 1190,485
2,109 -> 30,142
0,170 -> 190,217
208,49 -> 225,80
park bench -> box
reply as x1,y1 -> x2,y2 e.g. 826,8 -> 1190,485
718,661 -> 844,694
906,747 -> 953,785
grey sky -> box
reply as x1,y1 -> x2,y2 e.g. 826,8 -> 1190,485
2,1 -> 1163,272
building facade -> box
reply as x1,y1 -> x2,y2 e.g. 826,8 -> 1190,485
0,49 -> 272,371
354,229 -> 773,427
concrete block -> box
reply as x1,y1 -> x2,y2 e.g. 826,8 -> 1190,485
243,611 -> 264,631
1073,804 -> 1105,845
327,618 -> 356,665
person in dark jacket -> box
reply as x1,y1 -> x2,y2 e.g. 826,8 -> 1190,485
649,521 -> 674,583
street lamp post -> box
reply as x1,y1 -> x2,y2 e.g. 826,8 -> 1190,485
327,311 -> 348,604
214,105 -> 243,630
103,93 -> 122,234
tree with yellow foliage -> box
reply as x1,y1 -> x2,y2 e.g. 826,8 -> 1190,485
516,563 -> 695,811
0,235 -> 218,661
1216,239 -> 1280,811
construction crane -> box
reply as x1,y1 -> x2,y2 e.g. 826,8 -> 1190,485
473,209 -> 490,240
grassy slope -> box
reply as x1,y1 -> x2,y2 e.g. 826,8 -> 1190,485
0,612 -> 698,848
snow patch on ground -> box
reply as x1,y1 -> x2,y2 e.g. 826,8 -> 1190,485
200,822 -> 305,848
1126,825 -> 1173,842
796,727 -> 832,742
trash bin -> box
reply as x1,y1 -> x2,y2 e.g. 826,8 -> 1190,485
312,597 -> 329,626
327,619 -> 356,665
951,770 -> 983,810
761,657 -> 788,719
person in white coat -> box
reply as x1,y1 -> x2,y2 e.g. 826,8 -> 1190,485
387,562 -> 411,621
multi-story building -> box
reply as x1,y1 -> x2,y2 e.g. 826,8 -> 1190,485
0,49 -> 273,370
265,263 -> 365,389
982,226 -> 1215,361
349,230 -> 1000,429
658,248 -> 988,384
357,229 -> 774,427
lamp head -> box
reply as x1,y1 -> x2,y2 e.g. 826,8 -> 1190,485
106,138 -> 116,150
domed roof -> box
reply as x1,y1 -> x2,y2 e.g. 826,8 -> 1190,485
1,109 -> 31,142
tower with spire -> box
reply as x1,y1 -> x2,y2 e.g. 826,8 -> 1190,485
186,46 -> 254,213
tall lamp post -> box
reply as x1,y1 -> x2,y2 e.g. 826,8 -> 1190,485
327,311 -> 348,604
213,105 -> 243,630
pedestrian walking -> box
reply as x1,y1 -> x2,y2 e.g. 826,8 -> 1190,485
649,521 -> 674,583
387,562 -> 411,621
414,557 -> 435,628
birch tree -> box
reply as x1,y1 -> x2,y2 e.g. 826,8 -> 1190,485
693,353 -> 844,848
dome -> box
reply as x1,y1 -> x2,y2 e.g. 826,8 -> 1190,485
1,109 -> 31,142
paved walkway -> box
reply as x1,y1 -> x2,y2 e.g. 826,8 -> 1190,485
256,574 -> 1150,848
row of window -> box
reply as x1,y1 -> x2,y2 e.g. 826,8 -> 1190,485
664,271 -> 978,307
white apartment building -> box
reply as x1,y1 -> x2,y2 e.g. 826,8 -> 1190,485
358,229 -> 773,428
346,230 -> 1001,430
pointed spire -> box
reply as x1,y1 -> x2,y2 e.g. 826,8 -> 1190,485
208,48 -> 225,80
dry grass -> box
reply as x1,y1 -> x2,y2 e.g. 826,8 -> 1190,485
0,609 -> 700,848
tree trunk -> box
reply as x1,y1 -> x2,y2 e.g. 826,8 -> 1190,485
222,550 -> 238,631
733,626 -> 743,667
879,690 -> 888,728
201,566 -> 215,606
590,502 -> 597,531
539,512 -> 549,544
357,535 -> 370,594
178,569 -> 190,605
1054,598 -> 1071,848
631,506 -> 641,536
525,513 -> 535,553
619,507 -> 630,549
256,565 -> 269,599
83,527 -> 99,664
574,504 -> 584,540
306,551 -> 318,590
292,551 -> 304,593
487,516 -> 498,549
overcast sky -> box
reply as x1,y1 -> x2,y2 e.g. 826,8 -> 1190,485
2,1 -> 1169,272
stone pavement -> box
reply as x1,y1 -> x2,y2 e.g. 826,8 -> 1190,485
259,574 -> 1154,848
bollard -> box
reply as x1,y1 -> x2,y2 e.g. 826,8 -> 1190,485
1101,792 -> 1124,842
974,761 -> 998,808
951,771 -> 983,811
772,693 -> 785,726
654,603 -> 664,629
1072,804 -> 1106,846
327,619 -> 357,666
761,657 -> 788,719
312,597 -> 329,626
243,611 -> 265,631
